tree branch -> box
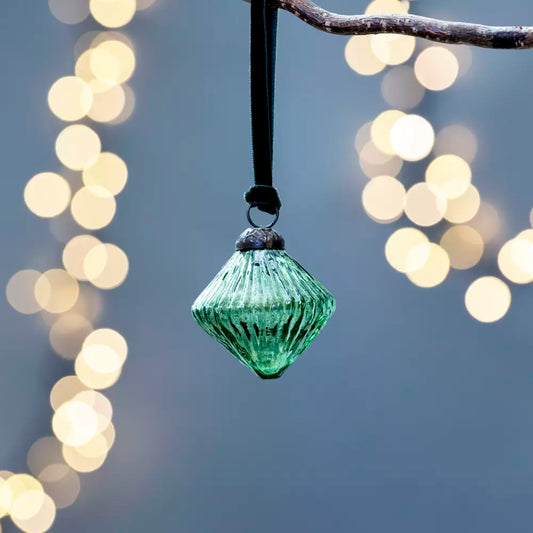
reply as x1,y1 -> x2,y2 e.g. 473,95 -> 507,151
243,0 -> 533,49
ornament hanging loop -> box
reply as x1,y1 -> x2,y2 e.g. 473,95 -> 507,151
247,204 -> 280,228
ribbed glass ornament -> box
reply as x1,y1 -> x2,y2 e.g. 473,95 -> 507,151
192,228 -> 335,379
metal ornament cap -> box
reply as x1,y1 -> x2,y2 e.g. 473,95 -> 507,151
192,228 -> 336,379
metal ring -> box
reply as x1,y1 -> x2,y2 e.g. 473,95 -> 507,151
247,204 -> 280,228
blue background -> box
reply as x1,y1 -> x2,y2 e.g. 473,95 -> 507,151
1,0 -> 533,531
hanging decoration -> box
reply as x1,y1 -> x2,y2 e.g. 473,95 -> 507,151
192,0 -> 335,379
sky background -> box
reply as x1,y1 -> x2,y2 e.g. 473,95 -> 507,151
1,0 -> 533,532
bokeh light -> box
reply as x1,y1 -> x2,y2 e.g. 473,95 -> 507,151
71,186 -> 117,230
48,77 -> 93,121
90,0 -> 136,28
365,0 -> 408,14
49,0 -> 90,24
359,141 -> 403,178
35,270 -> 80,314
406,242 -> 450,288
62,235 -> 102,281
49,314 -> 93,360
88,84 -> 126,122
6,270 -> 43,315
415,46 -> 459,91
404,183 -> 447,227
434,125 -> 478,164
426,154 -> 471,199
55,125 -> 101,170
50,376 -> 90,412
83,152 -> 128,195
362,175 -> 405,223
38,464 -> 80,510
381,66 -> 425,110
390,114 -> 434,161
52,401 -> 99,447
345,36 -> 385,76
385,227 -> 429,273
371,110 -> 405,155
371,34 -> 416,66
444,185 -> 480,224
465,277 -> 511,322
498,238 -> 533,284
440,225 -> 484,270
24,173 -> 71,218
84,243 -> 129,289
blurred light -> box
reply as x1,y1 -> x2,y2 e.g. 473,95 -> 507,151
359,141 -> 403,178
75,354 -> 122,390
345,36 -> 385,76
498,238 -> 533,284
415,46 -> 459,91
55,125 -> 101,170
108,84 -> 135,124
83,152 -> 128,195
48,77 -> 93,121
390,114 -> 434,161
371,110 -> 405,155
6,270 -> 43,315
90,0 -> 136,28
406,242 -> 450,288
35,270 -> 79,314
49,0 -> 89,24
62,235 -> 102,280
49,314 -> 93,360
84,328 -> 128,364
136,0 -> 157,9
52,401 -> 99,447
96,40 -> 136,84
355,122 -> 372,153
371,34 -> 415,66
434,125 -> 478,163
365,0 -> 408,14
71,186 -> 116,230
465,276 -> 511,322
78,344 -> 124,375
440,225 -> 484,270
381,65 -> 425,110
50,376 -> 89,411
362,175 -> 405,223
470,202 -> 501,243
74,390 -> 113,432
27,438 -> 64,479
69,285 -> 104,322
89,47 -> 120,85
63,434 -> 109,473
24,173 -> 71,218
385,227 -> 429,273
38,464 -> 80,510
444,185 -> 480,223
11,491 -> 56,533
404,183 -> 446,227
426,154 -> 471,199
90,30 -> 134,50
88,83 -> 126,122
84,243 -> 129,289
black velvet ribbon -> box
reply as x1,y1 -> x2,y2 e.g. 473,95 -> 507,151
245,0 -> 282,216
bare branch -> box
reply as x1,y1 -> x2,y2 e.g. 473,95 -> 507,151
243,0 -> 533,49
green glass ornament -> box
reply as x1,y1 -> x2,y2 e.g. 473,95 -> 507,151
192,227 -> 336,379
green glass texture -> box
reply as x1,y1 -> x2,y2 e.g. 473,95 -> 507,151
192,249 -> 336,379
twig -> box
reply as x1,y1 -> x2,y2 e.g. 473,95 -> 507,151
243,0 -> 533,49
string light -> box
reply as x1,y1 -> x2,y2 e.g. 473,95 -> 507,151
4,1 -> 151,530
347,0 -> 526,324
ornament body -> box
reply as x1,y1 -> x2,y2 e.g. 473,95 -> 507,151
192,228 -> 336,379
